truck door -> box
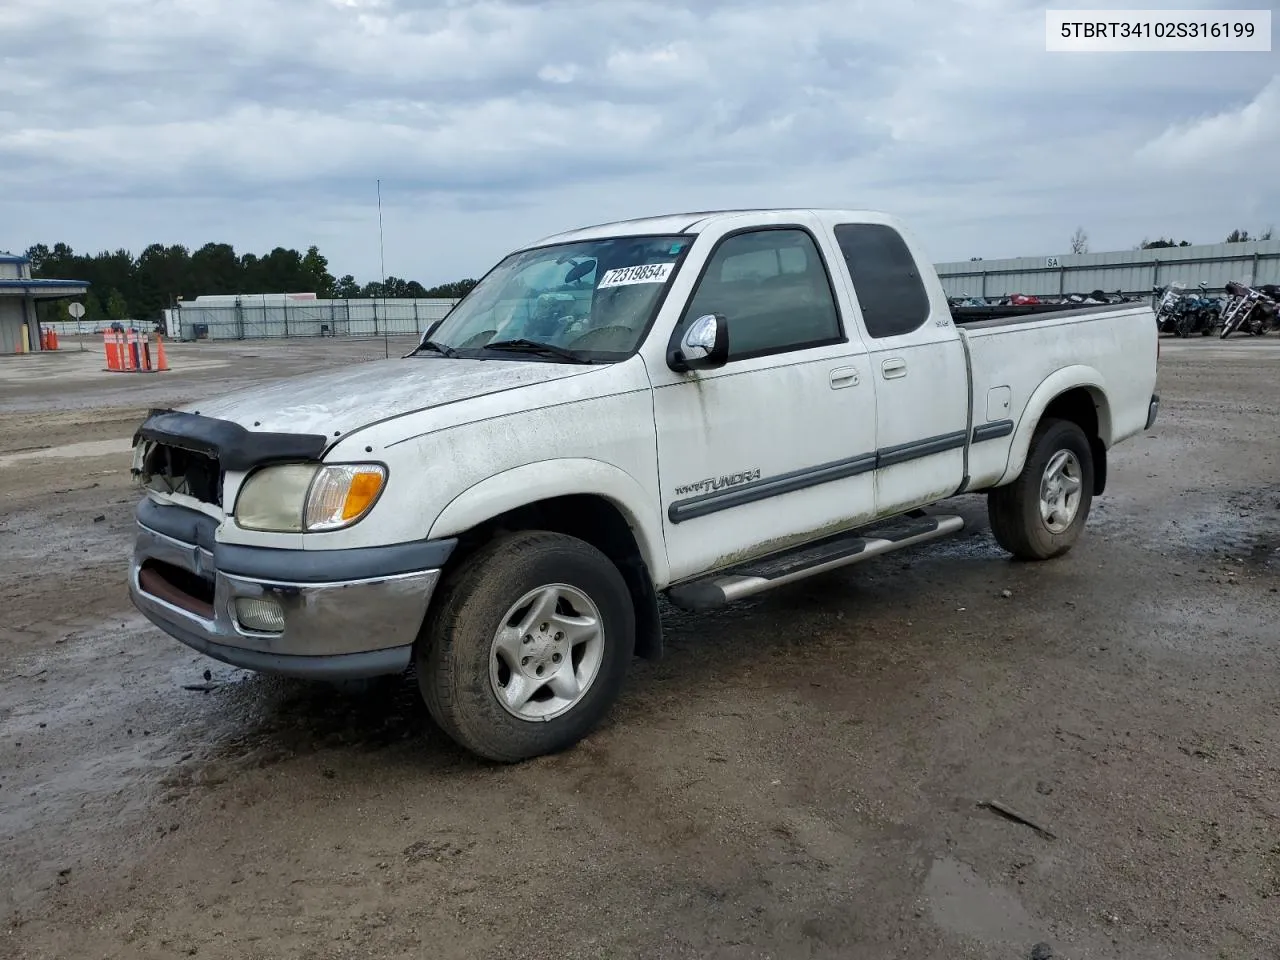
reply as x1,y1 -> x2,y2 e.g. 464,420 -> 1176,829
646,222 -> 879,583
829,222 -> 968,515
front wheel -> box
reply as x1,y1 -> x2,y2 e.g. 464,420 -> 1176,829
987,418 -> 1095,561
417,530 -> 635,762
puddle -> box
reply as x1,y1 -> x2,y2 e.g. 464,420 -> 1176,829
922,857 -> 1043,946
1105,490 -> 1280,573
0,437 -> 133,466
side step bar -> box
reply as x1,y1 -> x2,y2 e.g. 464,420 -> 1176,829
666,514 -> 964,611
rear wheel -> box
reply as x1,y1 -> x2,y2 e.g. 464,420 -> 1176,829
988,418 -> 1095,561
417,530 -> 635,762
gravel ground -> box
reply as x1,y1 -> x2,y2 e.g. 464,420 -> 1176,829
1,337 -> 1277,960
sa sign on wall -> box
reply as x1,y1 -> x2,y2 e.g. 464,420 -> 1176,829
1045,257 -> 1061,268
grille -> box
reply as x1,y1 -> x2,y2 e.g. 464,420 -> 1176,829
141,442 -> 223,506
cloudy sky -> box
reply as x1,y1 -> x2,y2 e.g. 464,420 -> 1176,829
2,0 -> 1276,286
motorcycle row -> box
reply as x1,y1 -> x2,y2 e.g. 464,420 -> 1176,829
1151,281 -> 1280,338
948,282 -> 1280,339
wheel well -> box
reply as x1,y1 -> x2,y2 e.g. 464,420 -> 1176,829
444,495 -> 663,661
1042,387 -> 1107,495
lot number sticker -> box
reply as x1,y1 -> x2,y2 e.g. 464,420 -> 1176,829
599,263 -> 674,287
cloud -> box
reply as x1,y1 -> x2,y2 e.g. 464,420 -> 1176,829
1136,75 -> 1280,170
1,0 -> 1276,283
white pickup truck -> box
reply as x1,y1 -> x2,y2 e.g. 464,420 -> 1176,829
129,208 -> 1160,761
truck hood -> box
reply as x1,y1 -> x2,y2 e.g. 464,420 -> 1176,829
186,357 -> 601,438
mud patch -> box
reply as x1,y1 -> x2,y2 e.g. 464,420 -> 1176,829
0,438 -> 133,467
3,340 -> 1280,960
1237,533 -> 1280,569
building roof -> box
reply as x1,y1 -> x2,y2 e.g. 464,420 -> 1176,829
0,252 -> 32,264
0,278 -> 91,300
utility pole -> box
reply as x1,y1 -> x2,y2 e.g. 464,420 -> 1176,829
378,179 -> 388,358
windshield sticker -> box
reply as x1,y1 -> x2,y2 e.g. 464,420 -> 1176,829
598,262 -> 675,288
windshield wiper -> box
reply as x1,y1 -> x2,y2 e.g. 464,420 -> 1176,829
482,338 -> 593,364
415,339 -> 460,358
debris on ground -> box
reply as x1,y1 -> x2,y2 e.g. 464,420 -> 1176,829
978,800 -> 1057,840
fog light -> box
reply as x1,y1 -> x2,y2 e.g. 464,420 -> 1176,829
235,597 -> 285,633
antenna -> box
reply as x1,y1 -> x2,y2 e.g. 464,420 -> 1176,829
377,178 -> 387,286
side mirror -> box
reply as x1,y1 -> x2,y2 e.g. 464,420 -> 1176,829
669,314 -> 729,372
422,319 -> 442,340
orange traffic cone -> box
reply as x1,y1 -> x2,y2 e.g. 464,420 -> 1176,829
154,334 -> 169,371
104,332 -> 119,370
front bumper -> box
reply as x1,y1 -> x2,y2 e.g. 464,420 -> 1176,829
128,497 -> 456,680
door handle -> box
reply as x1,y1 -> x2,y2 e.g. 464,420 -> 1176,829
881,358 -> 907,380
829,367 -> 859,389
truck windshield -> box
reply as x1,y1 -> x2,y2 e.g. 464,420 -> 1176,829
416,234 -> 692,362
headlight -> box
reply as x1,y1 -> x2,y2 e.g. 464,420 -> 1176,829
234,463 -> 387,533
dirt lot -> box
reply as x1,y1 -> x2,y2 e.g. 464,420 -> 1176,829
1,336 -> 1277,960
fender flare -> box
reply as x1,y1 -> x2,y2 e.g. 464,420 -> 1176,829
996,365 -> 1110,487
427,458 -> 670,585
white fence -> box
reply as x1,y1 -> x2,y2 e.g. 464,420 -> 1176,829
173,297 -> 462,341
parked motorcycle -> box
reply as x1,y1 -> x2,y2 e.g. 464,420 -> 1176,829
1152,281 -> 1224,337
1183,283 -> 1223,336
1153,282 -> 1190,336
1219,281 -> 1279,338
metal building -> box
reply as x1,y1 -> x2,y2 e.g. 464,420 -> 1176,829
0,253 -> 90,353
936,238 -> 1280,299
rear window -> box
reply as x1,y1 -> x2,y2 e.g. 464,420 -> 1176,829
833,223 -> 931,339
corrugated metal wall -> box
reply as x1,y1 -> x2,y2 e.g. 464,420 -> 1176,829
0,300 -> 28,353
175,297 -> 462,341
936,239 -> 1280,299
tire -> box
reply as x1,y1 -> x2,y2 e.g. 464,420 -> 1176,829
416,530 -> 635,763
987,418 -> 1095,561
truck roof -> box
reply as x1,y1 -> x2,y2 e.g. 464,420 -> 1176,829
526,208 -> 896,248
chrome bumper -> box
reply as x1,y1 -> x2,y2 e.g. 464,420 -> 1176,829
128,498 -> 456,680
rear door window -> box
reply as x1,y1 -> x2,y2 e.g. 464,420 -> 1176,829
833,223 -> 931,339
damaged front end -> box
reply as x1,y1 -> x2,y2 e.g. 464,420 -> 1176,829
130,408 -> 330,508
125,408 -> 453,681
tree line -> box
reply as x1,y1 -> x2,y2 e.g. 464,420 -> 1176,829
1067,225 -> 1274,254
21,241 -> 479,324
